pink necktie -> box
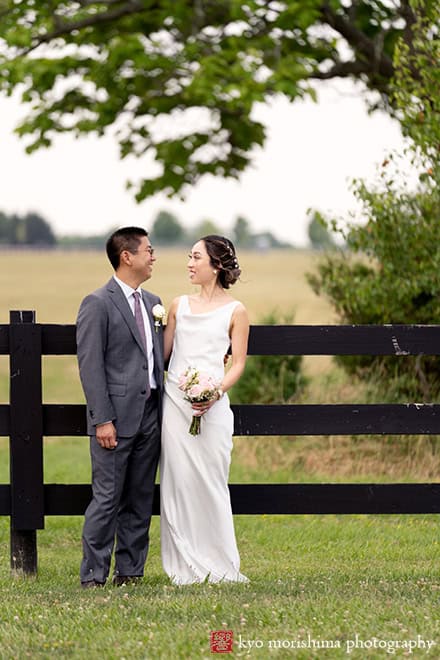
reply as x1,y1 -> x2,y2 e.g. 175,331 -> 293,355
133,291 -> 147,352
133,291 -> 151,398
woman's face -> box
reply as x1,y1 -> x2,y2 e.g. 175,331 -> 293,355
188,240 -> 216,285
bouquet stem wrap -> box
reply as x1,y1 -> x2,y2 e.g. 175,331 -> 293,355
189,415 -> 201,436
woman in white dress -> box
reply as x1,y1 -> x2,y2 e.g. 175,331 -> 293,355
160,235 -> 250,585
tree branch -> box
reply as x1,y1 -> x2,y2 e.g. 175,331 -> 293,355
398,0 -> 418,59
320,1 -> 395,79
20,0 -> 148,56
77,0 -> 129,7
310,59 -> 371,80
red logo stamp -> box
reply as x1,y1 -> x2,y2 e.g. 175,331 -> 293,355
210,630 -> 233,653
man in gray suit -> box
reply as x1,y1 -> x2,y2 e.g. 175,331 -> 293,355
76,226 -> 164,588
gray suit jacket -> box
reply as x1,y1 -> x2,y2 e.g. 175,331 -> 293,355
76,277 -> 164,437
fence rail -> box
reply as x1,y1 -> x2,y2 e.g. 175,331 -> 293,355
1,312 -> 439,575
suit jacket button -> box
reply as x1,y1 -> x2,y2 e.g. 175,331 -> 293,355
142,365 -> 147,370
141,390 -> 146,395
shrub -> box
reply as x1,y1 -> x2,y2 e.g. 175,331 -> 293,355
229,310 -> 307,404
307,165 -> 440,401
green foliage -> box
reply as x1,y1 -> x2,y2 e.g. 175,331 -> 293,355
188,218 -> 223,243
0,211 -> 18,244
307,209 -> 337,250
23,212 -> 56,245
393,0 -> 440,165
0,1 -> 423,200
233,216 -> 252,247
230,309 -> 306,404
150,210 -> 184,245
308,163 -> 440,399
307,1 -> 440,401
0,210 -> 56,245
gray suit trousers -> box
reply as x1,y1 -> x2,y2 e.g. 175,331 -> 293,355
80,393 -> 160,584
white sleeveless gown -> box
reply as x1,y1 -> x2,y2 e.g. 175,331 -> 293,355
160,295 -> 248,585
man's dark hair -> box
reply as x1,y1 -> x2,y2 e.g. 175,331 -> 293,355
106,226 -> 148,270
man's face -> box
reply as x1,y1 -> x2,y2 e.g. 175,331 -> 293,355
131,236 -> 156,282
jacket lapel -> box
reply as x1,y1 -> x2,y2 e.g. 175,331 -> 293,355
106,278 -> 147,356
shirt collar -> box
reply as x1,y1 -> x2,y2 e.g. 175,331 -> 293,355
113,274 -> 142,300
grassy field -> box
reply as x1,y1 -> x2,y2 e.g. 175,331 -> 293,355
0,247 -> 334,325
0,513 -> 438,659
0,248 -> 439,658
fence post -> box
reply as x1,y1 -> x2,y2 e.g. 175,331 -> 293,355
9,310 -> 44,576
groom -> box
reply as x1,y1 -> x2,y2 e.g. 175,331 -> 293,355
76,226 -> 164,587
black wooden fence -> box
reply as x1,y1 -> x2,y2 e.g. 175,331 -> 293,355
1,311 -> 439,575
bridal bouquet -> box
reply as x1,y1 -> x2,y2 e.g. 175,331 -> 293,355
178,367 -> 220,435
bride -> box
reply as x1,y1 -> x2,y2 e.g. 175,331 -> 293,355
160,235 -> 250,585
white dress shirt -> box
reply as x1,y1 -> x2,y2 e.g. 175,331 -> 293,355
113,275 -> 157,389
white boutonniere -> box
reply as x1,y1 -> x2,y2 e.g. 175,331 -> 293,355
152,303 -> 166,333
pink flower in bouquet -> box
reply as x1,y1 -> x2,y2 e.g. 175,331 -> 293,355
178,367 -> 220,435
177,373 -> 188,389
188,383 -> 204,398
198,374 -> 217,390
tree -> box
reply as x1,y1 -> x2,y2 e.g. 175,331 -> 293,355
307,0 -> 440,400
0,210 -> 56,245
24,212 -> 56,245
0,211 -> 15,244
0,1 -> 427,201
232,216 -> 252,247
150,210 -> 184,244
189,219 -> 222,242
307,209 -> 336,250
393,0 -> 439,168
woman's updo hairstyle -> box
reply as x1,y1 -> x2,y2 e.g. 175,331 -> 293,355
201,235 -> 241,289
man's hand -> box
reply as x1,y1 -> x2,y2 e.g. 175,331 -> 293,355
96,422 -> 118,449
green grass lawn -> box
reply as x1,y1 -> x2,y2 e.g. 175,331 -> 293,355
0,438 -> 438,659
0,515 -> 438,659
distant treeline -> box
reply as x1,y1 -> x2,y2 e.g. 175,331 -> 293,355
0,211 -> 56,246
146,212 -> 293,250
59,212 -> 294,249
0,209 -> 336,250
0,210 -> 294,249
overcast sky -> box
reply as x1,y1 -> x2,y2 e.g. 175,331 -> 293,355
0,80 -> 405,246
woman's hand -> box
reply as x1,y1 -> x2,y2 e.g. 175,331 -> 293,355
191,392 -> 221,416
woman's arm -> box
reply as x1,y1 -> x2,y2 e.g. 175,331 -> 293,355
220,303 -> 250,392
